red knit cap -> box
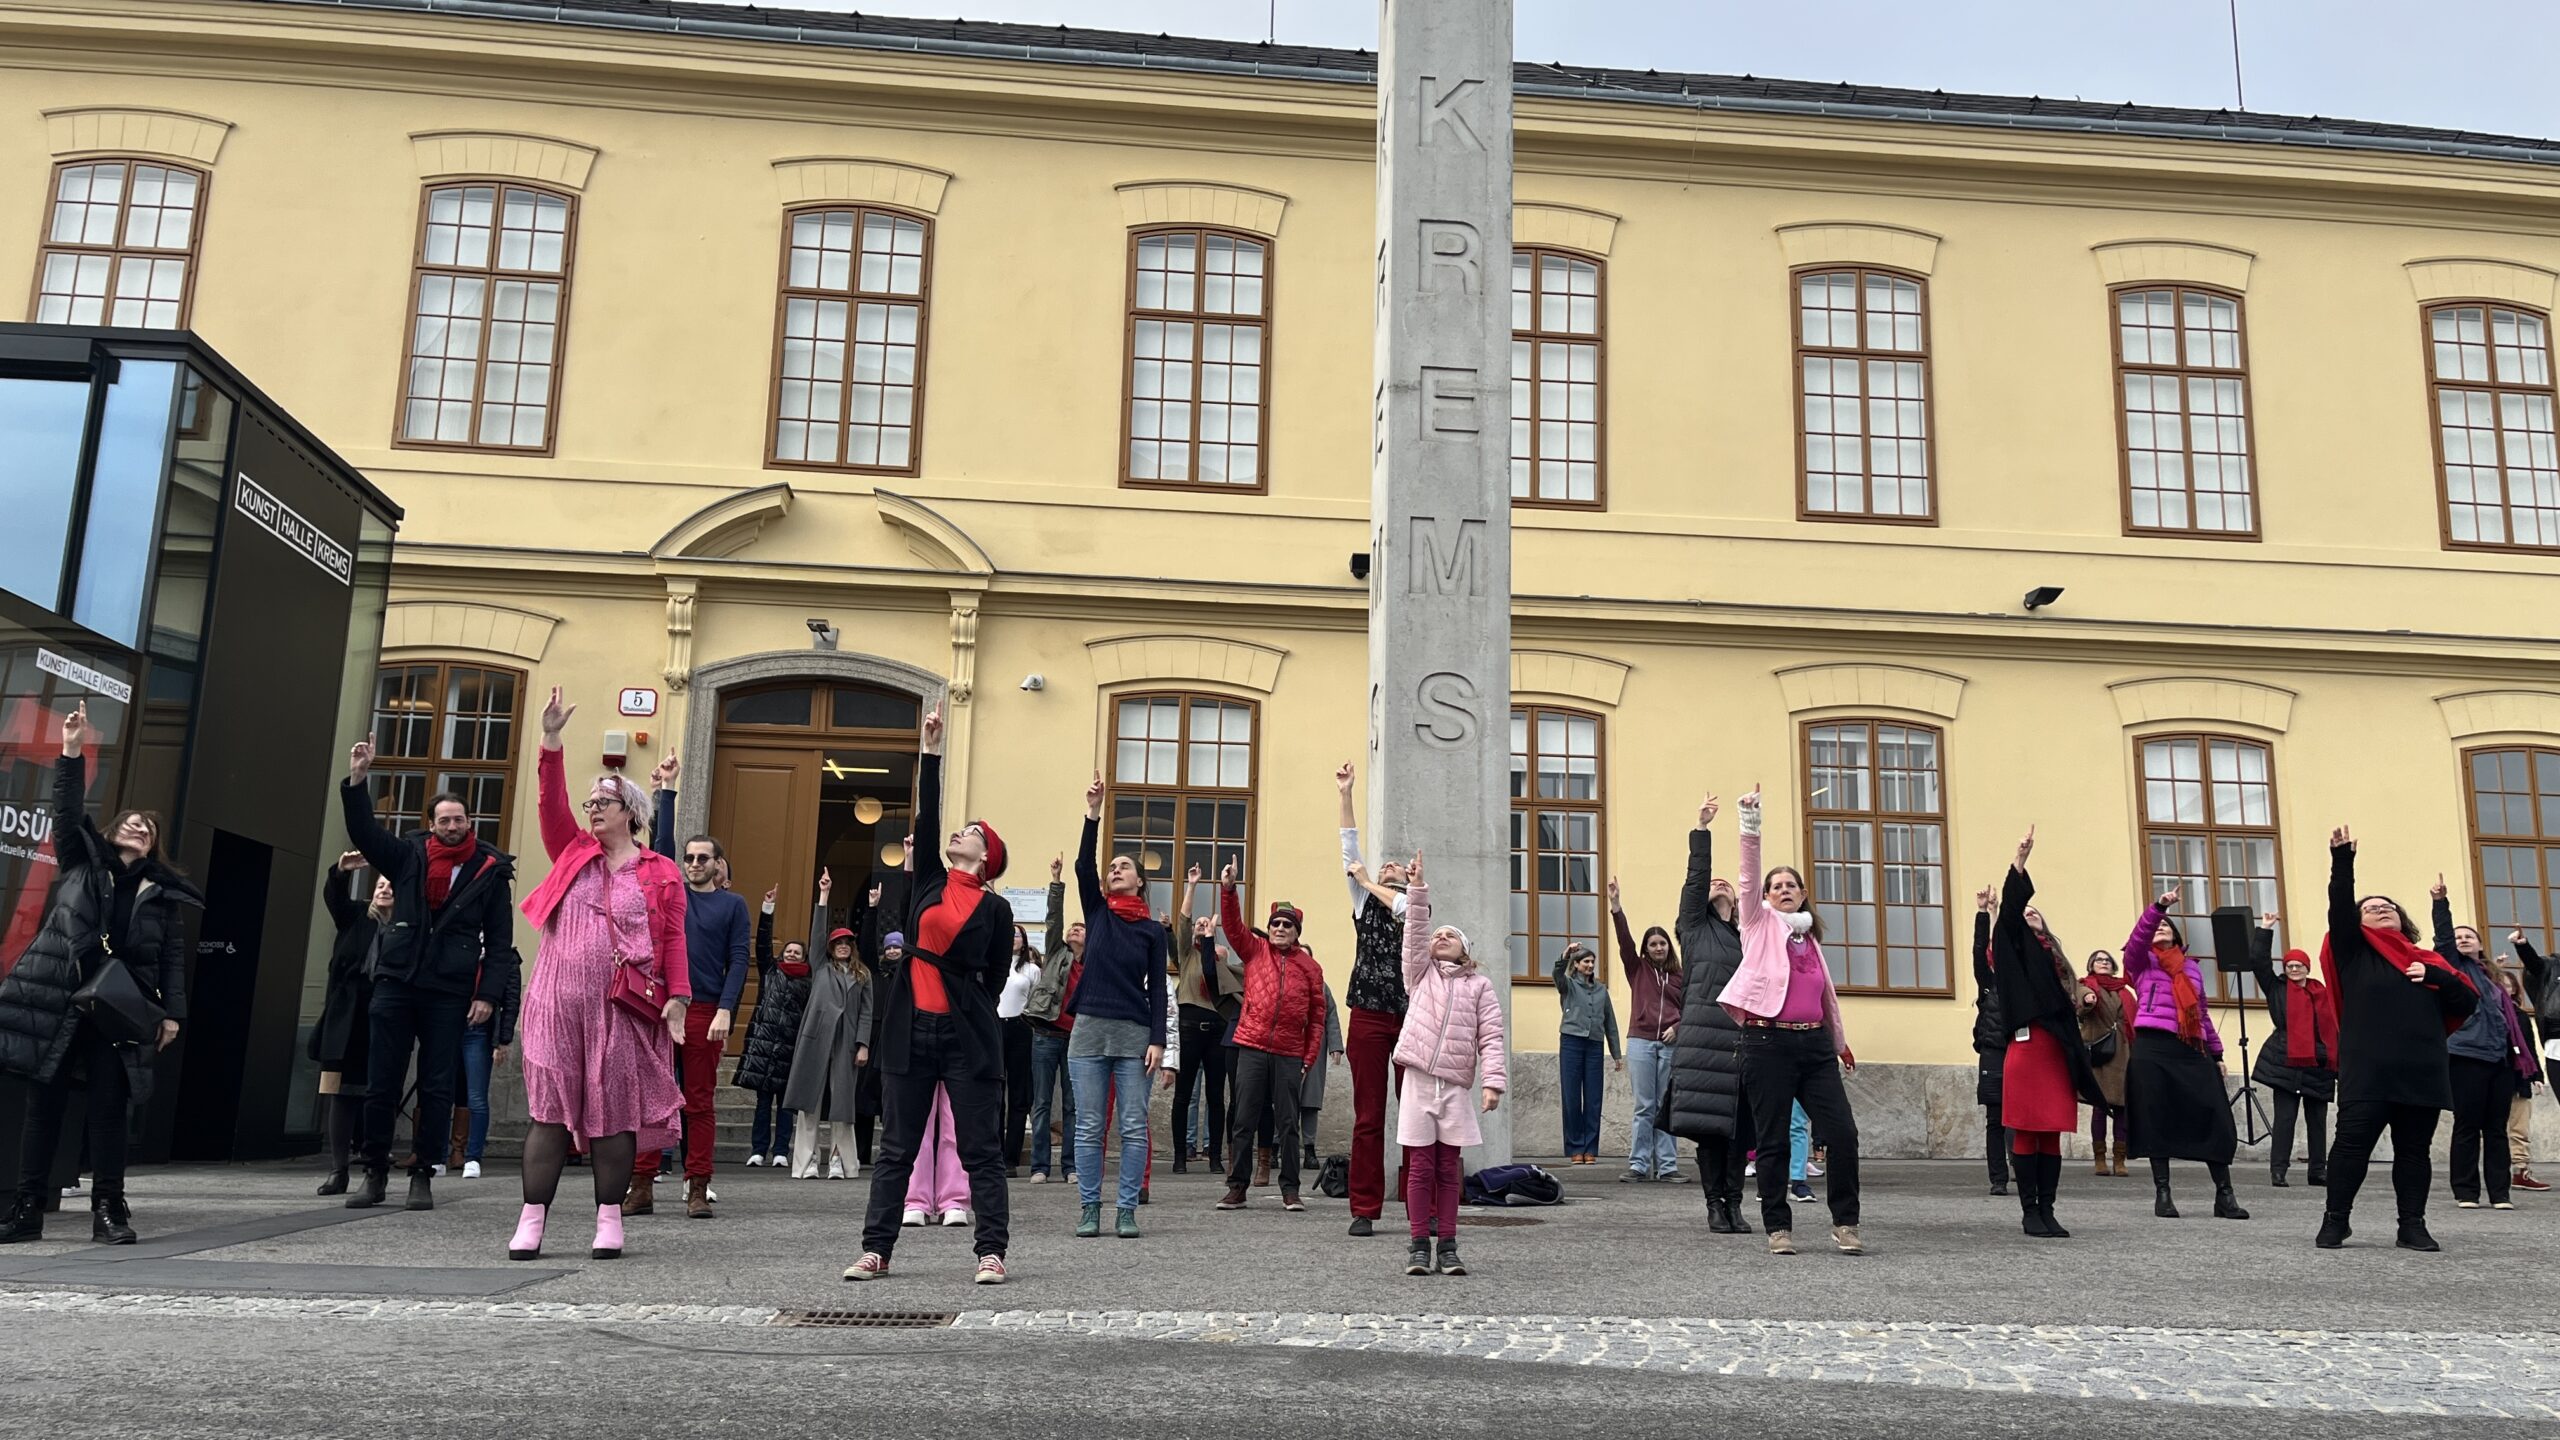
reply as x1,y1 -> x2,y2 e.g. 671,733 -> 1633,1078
969,819 -> 1007,881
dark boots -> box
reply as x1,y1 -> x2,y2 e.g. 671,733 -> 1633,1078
2017,1153 -> 2068,1238
345,1162 -> 389,1209
0,1184 -> 45,1244
1705,1195 -> 1738,1234
90,1185 -> 136,1246
2152,1158 -> 2180,1219
405,1170 -> 435,1212
2396,1216 -> 2441,1252
2211,1182 -> 2250,1220
2315,1210 -> 2352,1249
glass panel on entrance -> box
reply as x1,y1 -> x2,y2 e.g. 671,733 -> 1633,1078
832,685 -> 919,731
724,686 -> 811,727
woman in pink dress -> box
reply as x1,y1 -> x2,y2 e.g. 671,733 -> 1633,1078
507,687 -> 689,1262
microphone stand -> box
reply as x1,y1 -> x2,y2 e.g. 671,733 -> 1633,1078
2227,991 -> 2271,1148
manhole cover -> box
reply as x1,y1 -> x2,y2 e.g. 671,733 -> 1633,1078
1459,1213 -> 1546,1227
772,1308 -> 957,1329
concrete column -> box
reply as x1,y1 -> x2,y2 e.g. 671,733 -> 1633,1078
1369,0 -> 1515,1165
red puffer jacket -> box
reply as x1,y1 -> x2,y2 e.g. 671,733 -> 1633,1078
1220,885 -> 1326,1064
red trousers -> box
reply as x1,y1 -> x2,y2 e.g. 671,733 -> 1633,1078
1347,1007 -> 1406,1219
635,1001 -> 720,1183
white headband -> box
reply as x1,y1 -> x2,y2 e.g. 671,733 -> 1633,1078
1437,924 -> 1470,954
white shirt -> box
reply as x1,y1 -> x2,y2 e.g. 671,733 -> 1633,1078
1339,826 -> 1409,921
997,957 -> 1040,1020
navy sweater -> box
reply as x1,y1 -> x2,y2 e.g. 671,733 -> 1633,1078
1063,816 -> 1169,1048
653,788 -> 753,1011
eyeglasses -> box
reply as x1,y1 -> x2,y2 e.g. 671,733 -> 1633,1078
579,798 -> 625,813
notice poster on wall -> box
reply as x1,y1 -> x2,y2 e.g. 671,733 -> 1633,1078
1001,886 -> 1049,925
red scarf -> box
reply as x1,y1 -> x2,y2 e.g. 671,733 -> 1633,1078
2318,928 -> 2476,1047
2156,943 -> 2205,1046
2281,950 -> 2338,1068
778,954 -> 811,980
426,834 -> 475,909
2083,972 -> 2134,1046
1105,891 -> 1151,923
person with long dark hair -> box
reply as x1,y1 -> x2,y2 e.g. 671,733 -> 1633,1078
2431,875 -> 2528,1211
310,850 -> 386,1195
1609,874 -> 1685,1184
737,882 -> 817,1169
2503,937 -> 2554,1193
997,922 -> 1042,1176
1969,906 -> 2011,1199
1718,785 -> 1861,1256
783,872 -> 869,1180
1064,769 -> 1170,1240
2241,914 -> 2335,1190
2119,885 -> 2249,1222
1666,793 -> 1752,1233
2317,828 -> 2477,1251
2077,950 -> 2132,1178
1981,828 -> 2099,1237
1169,867 -> 1229,1179
0,702 -> 202,1245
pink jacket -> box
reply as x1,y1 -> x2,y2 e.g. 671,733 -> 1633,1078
520,746 -> 691,1000
1390,883 -> 1509,1092
1713,818 -> 1848,1055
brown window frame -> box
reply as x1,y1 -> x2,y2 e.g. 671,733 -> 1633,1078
1799,718 -> 1954,997
765,202 -> 933,477
392,179 -> 579,457
1792,264 -> 1939,527
1119,226 -> 1273,494
1510,704 -> 1607,986
2135,731 -> 2287,1004
1510,246 -> 1607,511
2462,745 -> 2560,963
28,158 -> 209,330
2109,283 -> 2261,541
2422,299 -> 2560,554
1101,691 -> 1259,920
366,660 -> 527,852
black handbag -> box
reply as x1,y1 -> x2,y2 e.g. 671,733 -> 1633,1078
1316,1154 -> 1349,1198
2083,1026 -> 2120,1068
72,938 -> 165,1048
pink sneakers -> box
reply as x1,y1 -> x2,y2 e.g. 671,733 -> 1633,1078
974,1255 -> 1007,1285
592,1203 -> 624,1260
507,1204 -> 546,1261
843,1252 -> 890,1282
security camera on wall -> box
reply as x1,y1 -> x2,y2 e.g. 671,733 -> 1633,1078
1020,674 -> 1045,692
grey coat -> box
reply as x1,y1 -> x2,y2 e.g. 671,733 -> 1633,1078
782,957 -> 873,1124
1296,982 -> 1345,1112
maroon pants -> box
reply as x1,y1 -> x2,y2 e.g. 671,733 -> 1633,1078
1406,1141 -> 1463,1239
635,1001 -> 720,1184
1347,1007 -> 1406,1219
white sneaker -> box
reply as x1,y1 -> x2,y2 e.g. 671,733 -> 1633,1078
1029,1172 -> 1049,1185
746,1154 -> 766,1168
829,1156 -> 849,1180
795,1158 -> 819,1180
706,1188 -> 718,1203
431,1164 -> 449,1177
902,1208 -> 927,1227
941,1210 -> 970,1227
462,1161 -> 481,1180
1744,1160 -> 1757,1178
1805,1160 -> 1825,1178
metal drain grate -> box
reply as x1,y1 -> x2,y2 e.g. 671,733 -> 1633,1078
1458,1213 -> 1546,1227
772,1308 -> 959,1329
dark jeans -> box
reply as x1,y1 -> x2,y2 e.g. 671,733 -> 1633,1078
1227,1048 -> 1304,1193
17,1026 -> 130,1192
750,1090 -> 794,1156
1170,1005 -> 1225,1165
2270,1088 -> 2328,1181
1983,1102 -> 2010,1185
2448,1056 -> 2514,1204
1558,1032 -> 1606,1155
1027,1027 -> 1074,1177
362,976 -> 469,1176
1740,1026 -> 1860,1233
1002,1016 -> 1033,1170
459,1022 -> 495,1162
861,1015 -> 1009,1259
2325,1099 -> 2440,1221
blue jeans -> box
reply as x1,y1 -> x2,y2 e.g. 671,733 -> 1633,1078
1559,1033 -> 1605,1156
460,1022 -> 495,1162
1069,1053 -> 1150,1210
1028,1029 -> 1076,1177
1625,1037 -> 1678,1176
1791,1101 -> 1812,1181
750,1091 -> 795,1156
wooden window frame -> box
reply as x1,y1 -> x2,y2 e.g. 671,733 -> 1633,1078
1791,264 -> 1939,527
1101,690 -> 1260,919
366,660 -> 526,852
2109,283 -> 2262,541
2134,730 -> 2287,1004
2462,744 -> 2560,962
391,179 -> 579,457
1118,226 -> 1274,495
764,202 -> 933,477
1510,704 -> 1607,986
2421,299 -> 2560,554
27,158 -> 209,330
1799,717 -> 1954,997
1510,245 -> 1608,511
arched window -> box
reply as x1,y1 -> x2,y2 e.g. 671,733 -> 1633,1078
33,159 -> 206,328
396,181 -> 577,451
769,205 -> 931,473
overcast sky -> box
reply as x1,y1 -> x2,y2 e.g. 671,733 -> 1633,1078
691,0 -> 2560,139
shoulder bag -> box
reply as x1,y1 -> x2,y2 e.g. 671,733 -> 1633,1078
72,935 -> 166,1048
603,865 -> 669,1023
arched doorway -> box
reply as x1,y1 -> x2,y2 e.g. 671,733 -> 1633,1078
707,678 -> 923,1051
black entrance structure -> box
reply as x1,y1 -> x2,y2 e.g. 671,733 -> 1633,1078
0,324 -> 399,1166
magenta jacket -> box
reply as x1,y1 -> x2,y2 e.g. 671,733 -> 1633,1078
2121,902 -> 2221,1056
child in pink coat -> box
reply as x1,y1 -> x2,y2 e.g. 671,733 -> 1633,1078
1391,854 -> 1508,1277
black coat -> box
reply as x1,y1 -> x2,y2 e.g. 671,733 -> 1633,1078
2327,845 -> 2475,1109
339,780 -> 519,1002
305,869 -> 377,1075
2518,940 -> 2558,1086
874,753 -> 1012,1082
2246,927 -> 2336,1101
1970,913 -> 2004,1106
1665,827 -> 1747,1144
733,902 -> 815,1095
1988,867 -> 2102,1107
0,755 -> 203,1108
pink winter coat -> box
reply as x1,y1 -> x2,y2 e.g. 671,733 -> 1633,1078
1391,883 -> 1509,1093
1713,818 -> 1848,1057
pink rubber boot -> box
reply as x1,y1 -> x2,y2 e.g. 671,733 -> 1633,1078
508,1204 -> 546,1261
592,1203 -> 624,1260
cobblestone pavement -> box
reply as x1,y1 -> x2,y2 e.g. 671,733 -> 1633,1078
5,1289 -> 2549,1419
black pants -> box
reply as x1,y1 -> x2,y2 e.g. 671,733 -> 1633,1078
17,1026 -> 130,1192
2448,1057 -> 2515,1204
1171,1005 -> 1225,1164
2325,1099 -> 2440,1221
1227,1048 -> 1303,1194
2270,1088 -> 2329,1181
1001,1016 -> 1033,1171
861,1015 -> 1009,1258
1982,1102 -> 2010,1185
1693,1129 -> 1748,1206
1740,1027 -> 1859,1232
361,976 -> 469,1176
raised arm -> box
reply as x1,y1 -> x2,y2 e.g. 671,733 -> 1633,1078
1736,787 -> 1766,928
1337,762 -> 1366,917
648,752 -> 678,863
1043,856 -> 1067,959
754,894 -> 776,972
1970,887 -> 1994,994
1402,875 -> 1435,989
1217,861 -> 1255,957
2328,832 -> 2359,955
1676,805 -> 1718,938
1609,877 -> 1639,975
321,852 -> 365,930
912,709 -> 948,890
2122,892 -> 2170,981
1075,777 -> 1107,918
2518,935 -> 2552,1000
2244,918 -> 2280,998
2430,885 -> 2460,965
808,874 -> 831,957
534,687 -> 580,861
338,735 -> 408,878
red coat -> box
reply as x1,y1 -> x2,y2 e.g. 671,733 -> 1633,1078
1220,886 -> 1325,1065
521,746 -> 691,1000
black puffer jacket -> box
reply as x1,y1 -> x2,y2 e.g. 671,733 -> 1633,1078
1666,827 -> 1747,1143
733,902 -> 815,1095
1970,912 -> 2004,1106
0,754 -> 203,1108
338,780 -> 518,1003
304,868 -> 377,1075
2245,925 -> 2336,1101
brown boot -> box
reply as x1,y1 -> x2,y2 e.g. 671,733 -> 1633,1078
2093,1153 -> 2109,1178
2110,1141 -> 2128,1178
623,1175 -> 655,1216
1253,1147 -> 1273,1188
685,1177 -> 713,1220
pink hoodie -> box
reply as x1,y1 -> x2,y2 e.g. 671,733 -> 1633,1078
1390,883 -> 1509,1093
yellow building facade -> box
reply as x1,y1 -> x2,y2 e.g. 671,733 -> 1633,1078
9,0 -> 2560,1150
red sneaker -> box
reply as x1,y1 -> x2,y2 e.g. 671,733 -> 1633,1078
841,1252 -> 889,1282
2515,1168 -> 2551,1192
974,1255 -> 1007,1285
